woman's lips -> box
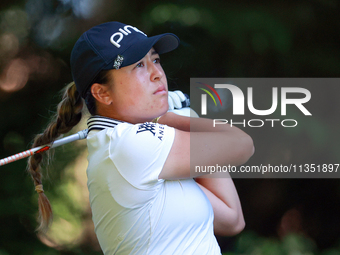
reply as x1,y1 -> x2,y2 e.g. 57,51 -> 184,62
154,86 -> 167,95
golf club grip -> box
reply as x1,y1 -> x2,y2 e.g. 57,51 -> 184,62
0,129 -> 88,166
0,148 -> 38,166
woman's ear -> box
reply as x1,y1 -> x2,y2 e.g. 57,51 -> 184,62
91,83 -> 112,105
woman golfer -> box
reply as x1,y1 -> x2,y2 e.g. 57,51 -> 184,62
28,21 -> 254,254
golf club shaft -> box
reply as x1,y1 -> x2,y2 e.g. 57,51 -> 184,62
0,129 -> 88,166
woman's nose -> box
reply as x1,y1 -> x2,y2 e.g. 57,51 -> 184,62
149,63 -> 163,81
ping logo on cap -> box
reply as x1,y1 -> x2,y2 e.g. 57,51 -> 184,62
110,25 -> 147,48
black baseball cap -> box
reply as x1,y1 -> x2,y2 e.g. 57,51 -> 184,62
70,21 -> 180,98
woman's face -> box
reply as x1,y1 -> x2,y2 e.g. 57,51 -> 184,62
105,48 -> 168,123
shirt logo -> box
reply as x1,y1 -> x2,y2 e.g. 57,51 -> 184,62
136,123 -> 156,136
136,123 -> 165,141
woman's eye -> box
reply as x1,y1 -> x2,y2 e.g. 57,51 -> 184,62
136,62 -> 144,68
153,58 -> 161,64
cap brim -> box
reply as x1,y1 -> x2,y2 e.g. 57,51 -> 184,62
153,33 -> 180,54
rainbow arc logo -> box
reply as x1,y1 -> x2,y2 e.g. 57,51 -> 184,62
197,82 -> 222,115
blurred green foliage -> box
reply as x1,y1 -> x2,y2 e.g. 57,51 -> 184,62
222,231 -> 340,255
0,0 -> 339,254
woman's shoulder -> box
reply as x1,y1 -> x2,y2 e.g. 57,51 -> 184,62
87,117 -> 174,147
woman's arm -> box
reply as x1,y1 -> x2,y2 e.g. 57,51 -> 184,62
195,178 -> 245,236
158,112 -> 254,179
158,112 -> 252,235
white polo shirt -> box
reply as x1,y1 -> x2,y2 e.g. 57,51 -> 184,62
86,116 -> 221,255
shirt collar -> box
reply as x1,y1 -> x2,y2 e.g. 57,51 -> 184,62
87,115 -> 124,133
